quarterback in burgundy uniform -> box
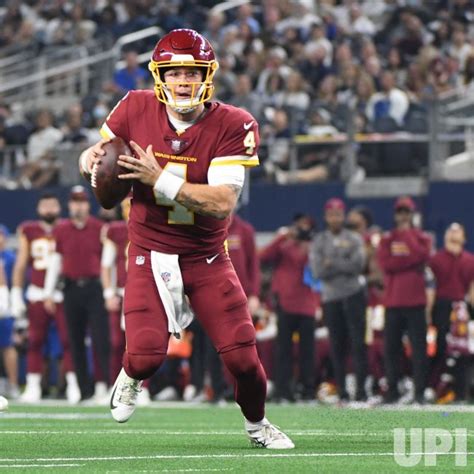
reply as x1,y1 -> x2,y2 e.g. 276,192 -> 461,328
10,193 -> 79,403
82,29 -> 293,449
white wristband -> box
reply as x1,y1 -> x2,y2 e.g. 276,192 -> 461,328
153,170 -> 185,201
103,287 -> 116,300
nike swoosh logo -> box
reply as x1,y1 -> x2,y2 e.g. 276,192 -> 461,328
206,254 -> 219,264
110,385 -> 118,410
243,121 -> 254,130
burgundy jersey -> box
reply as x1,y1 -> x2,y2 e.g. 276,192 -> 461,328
19,221 -> 56,288
54,217 -> 103,280
105,220 -> 128,288
100,91 -> 259,256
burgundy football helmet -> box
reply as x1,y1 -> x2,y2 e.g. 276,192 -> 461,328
148,29 -> 219,112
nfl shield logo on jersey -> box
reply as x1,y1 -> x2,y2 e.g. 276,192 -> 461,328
135,256 -> 145,265
161,272 -> 171,283
165,137 -> 188,154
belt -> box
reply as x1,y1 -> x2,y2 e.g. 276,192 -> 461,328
64,277 -> 100,287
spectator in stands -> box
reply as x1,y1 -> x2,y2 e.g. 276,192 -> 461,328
0,224 -> 19,400
256,47 -> 291,95
366,71 -> 409,129
260,214 -> 319,402
113,50 -> 148,93
304,23 -> 333,68
61,104 -> 90,146
229,74 -> 264,122
377,196 -> 431,404
44,186 -> 110,402
202,10 -> 225,45
18,109 -> 62,189
274,71 -> 311,114
427,223 -> 474,397
27,109 -> 63,162
448,23 -> 473,73
262,108 -> 291,174
347,3 -> 376,36
386,47 -> 407,89
311,199 -> 368,402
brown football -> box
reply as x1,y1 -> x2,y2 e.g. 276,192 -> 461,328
90,137 -> 132,209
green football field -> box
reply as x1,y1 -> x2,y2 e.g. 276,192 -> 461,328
0,402 -> 472,473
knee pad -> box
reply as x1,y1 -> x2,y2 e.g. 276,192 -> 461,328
124,328 -> 167,379
124,352 -> 165,380
221,345 -> 260,378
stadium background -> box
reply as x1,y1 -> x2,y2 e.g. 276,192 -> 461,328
0,0 -> 474,247
0,1 -> 474,471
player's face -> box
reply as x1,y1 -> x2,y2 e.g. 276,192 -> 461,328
394,208 -> 412,227
325,209 -> 345,231
68,199 -> 90,220
163,67 -> 204,102
444,227 -> 465,255
37,198 -> 61,224
346,211 -> 365,233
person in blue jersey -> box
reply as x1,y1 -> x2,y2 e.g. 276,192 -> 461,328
0,224 -> 19,399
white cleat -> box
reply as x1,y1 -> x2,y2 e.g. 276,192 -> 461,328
19,385 -> 41,403
245,418 -> 295,449
20,374 -> 41,403
110,368 -> 143,423
65,372 -> 81,404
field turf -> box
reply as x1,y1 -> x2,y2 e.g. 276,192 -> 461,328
0,402 -> 472,472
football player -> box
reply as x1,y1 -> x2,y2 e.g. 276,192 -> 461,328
10,193 -> 80,403
81,29 -> 293,449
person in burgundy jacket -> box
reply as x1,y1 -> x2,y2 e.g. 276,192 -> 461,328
377,196 -> 431,404
228,213 -> 261,314
44,185 -> 110,401
260,214 -> 319,402
427,223 -> 474,392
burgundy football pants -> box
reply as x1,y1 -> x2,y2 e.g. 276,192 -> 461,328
27,302 -> 73,373
123,243 -> 266,422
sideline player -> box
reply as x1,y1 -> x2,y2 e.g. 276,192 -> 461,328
10,193 -> 80,403
81,29 -> 294,449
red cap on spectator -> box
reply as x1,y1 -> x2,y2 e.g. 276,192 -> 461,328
324,198 -> 346,211
69,185 -> 89,202
394,196 -> 416,211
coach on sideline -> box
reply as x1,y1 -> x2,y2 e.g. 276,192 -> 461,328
310,198 -> 368,402
377,196 -> 431,404
44,186 -> 110,401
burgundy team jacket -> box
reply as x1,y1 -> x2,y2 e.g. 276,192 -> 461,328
428,249 -> 474,301
227,214 -> 261,298
377,228 -> 431,308
260,234 -> 319,317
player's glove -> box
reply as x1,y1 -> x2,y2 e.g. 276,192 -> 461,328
10,287 -> 26,318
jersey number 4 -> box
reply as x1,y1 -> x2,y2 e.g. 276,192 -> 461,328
155,163 -> 194,225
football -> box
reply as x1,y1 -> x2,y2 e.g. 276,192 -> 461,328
90,137 -> 133,209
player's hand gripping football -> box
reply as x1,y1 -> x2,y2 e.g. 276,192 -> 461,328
84,138 -> 111,173
117,141 -> 162,186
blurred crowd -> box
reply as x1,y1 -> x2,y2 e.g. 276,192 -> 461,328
0,189 -> 473,406
1,0 -> 474,187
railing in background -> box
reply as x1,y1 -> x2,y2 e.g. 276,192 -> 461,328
0,27 -> 162,111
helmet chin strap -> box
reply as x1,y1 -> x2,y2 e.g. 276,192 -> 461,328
163,83 -> 206,113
